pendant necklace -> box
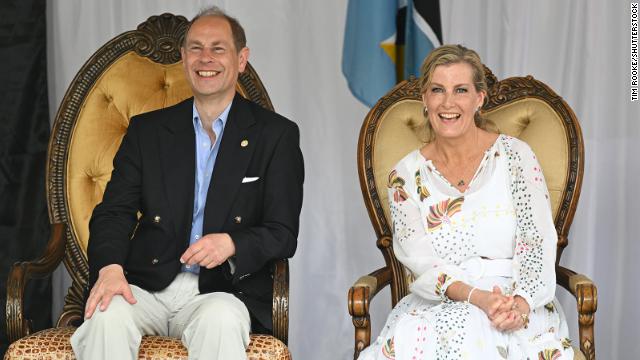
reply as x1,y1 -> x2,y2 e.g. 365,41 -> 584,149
436,133 -> 482,189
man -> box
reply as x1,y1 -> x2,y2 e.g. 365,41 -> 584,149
70,6 -> 304,360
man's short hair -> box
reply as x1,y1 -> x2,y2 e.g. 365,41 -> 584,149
183,6 -> 247,52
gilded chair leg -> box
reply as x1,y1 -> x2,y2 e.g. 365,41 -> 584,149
350,285 -> 372,360
576,282 -> 597,360
578,315 -> 595,360
352,314 -> 370,360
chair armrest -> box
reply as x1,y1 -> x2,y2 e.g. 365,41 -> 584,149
6,223 -> 66,342
271,258 -> 289,345
556,265 -> 597,360
348,267 -> 391,317
348,266 -> 392,359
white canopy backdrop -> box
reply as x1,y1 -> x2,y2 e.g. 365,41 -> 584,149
46,1 -> 638,359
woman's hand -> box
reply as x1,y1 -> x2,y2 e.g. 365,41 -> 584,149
446,282 -> 529,332
491,295 -> 531,332
473,286 -> 513,320
512,295 -> 530,315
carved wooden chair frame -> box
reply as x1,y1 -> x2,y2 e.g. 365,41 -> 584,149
6,13 -> 289,345
348,67 -> 597,359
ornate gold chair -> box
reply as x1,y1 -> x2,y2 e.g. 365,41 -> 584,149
5,13 -> 290,360
348,68 -> 597,360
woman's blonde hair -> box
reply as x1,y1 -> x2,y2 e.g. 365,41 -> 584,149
419,44 -> 497,141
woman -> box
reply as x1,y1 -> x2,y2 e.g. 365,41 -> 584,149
358,45 -> 573,360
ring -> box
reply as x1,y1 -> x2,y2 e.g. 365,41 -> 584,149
520,313 -> 529,329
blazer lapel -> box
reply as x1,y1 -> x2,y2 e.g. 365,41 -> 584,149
159,98 -> 196,242
203,94 -> 261,233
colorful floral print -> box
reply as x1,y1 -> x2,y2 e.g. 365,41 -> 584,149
388,170 -> 408,203
544,302 -> 556,313
538,348 -> 562,360
427,196 -> 464,231
415,170 -> 430,201
497,345 -> 509,359
381,337 -> 395,359
435,273 -> 451,297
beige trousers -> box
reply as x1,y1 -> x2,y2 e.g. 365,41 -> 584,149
70,272 -> 251,360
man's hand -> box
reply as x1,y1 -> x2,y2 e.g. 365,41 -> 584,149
85,264 -> 136,319
180,233 -> 235,269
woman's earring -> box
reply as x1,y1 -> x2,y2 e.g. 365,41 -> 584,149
423,107 -> 428,117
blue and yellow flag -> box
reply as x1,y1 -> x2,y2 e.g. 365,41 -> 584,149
342,0 -> 442,107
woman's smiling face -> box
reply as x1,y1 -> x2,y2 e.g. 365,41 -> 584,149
422,62 -> 485,140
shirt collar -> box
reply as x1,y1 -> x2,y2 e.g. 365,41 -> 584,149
192,100 -> 232,131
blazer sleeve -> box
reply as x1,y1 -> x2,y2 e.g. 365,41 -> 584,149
228,123 -> 304,282
87,116 -> 143,286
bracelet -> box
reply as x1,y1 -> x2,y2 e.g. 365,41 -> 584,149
466,287 -> 477,303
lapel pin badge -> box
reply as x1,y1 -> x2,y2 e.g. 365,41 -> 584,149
234,216 -> 242,223
240,140 -> 249,147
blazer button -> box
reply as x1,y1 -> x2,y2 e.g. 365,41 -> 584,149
151,258 -> 159,264
234,216 -> 242,224
153,215 -> 161,223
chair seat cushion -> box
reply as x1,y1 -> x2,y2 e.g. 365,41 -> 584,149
5,327 -> 291,360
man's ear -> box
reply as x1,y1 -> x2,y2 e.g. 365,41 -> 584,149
180,47 -> 187,68
238,47 -> 250,73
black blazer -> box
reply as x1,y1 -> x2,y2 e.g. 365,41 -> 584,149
87,94 -> 304,332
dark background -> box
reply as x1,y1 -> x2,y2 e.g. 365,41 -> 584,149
0,0 -> 52,355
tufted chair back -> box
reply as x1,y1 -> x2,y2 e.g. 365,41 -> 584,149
349,68 -> 597,359
5,13 -> 291,360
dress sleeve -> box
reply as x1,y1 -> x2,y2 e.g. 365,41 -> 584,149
507,139 -> 557,308
388,157 -> 468,302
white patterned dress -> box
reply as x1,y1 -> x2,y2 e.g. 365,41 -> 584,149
358,135 -> 573,360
